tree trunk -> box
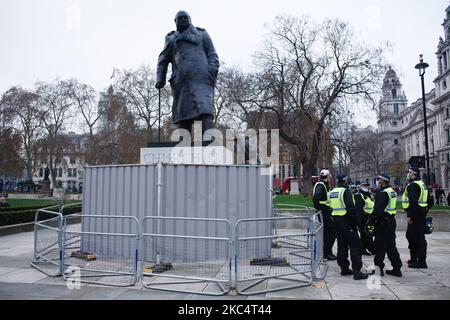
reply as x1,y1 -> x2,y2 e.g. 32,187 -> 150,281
302,160 -> 314,197
25,149 -> 33,181
26,162 -> 32,192
49,147 -> 55,197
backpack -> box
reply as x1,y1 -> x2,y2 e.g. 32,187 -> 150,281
425,217 -> 434,235
426,192 -> 434,213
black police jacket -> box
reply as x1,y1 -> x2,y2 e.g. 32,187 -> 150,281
373,187 -> 391,219
313,182 -> 331,215
405,179 -> 427,218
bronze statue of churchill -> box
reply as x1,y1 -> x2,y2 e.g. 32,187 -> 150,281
156,11 -> 220,133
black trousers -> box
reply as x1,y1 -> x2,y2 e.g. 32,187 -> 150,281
373,217 -> 402,270
333,216 -> 363,272
406,215 -> 427,263
359,214 -> 374,253
323,211 -> 336,256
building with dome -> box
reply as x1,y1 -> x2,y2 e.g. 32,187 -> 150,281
350,5 -> 450,193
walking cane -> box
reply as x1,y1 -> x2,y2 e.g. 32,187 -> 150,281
158,88 -> 161,143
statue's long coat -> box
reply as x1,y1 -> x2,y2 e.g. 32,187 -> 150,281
156,25 -> 219,124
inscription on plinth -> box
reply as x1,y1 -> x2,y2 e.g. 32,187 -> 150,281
140,146 -> 234,165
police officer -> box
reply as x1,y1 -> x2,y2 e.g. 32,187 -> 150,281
371,173 -> 402,277
313,169 -> 337,261
354,182 -> 375,255
329,174 -> 368,280
403,167 -> 429,269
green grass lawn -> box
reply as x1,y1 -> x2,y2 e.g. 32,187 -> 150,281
273,195 -> 450,211
431,204 -> 450,211
273,195 -> 313,209
5,196 -> 449,211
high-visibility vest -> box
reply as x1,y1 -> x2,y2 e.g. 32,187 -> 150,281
361,194 -> 374,215
329,187 -> 354,216
383,187 -> 398,215
313,182 -> 330,207
402,180 -> 428,209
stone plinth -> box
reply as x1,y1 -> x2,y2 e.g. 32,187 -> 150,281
140,144 -> 234,165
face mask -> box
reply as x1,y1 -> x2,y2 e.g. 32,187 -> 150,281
406,173 -> 414,182
362,188 -> 369,193
376,180 -> 381,190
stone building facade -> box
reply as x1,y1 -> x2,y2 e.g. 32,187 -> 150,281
350,5 -> 450,192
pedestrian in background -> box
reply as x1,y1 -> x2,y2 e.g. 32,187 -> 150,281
435,186 -> 445,205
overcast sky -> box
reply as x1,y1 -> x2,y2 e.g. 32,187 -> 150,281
0,0 -> 448,128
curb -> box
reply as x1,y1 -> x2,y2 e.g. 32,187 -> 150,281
0,216 -> 82,237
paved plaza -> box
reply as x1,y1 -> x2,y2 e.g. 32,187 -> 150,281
0,228 -> 449,300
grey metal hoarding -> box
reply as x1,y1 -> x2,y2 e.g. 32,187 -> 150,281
81,163 -> 272,262
81,165 -> 158,259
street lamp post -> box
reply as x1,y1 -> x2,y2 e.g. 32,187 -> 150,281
415,54 -> 431,186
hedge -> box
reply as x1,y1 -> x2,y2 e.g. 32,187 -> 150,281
0,205 -> 82,227
0,205 -> 60,213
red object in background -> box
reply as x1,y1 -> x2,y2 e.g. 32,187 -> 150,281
275,175 -> 334,195
281,177 -> 297,194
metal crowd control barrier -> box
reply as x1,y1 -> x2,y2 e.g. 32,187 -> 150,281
31,203 -> 82,276
60,202 -> 82,215
273,208 -> 328,281
273,208 -> 312,251
141,216 -> 232,296
311,212 -> 328,280
234,216 -> 314,295
31,205 -> 64,276
30,207 -> 326,295
272,206 -> 310,231
62,215 -> 139,287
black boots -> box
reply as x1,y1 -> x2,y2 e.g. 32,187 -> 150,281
386,269 -> 403,277
353,271 -> 369,280
409,261 -> 428,269
341,269 -> 354,276
325,253 -> 337,261
341,269 -> 368,280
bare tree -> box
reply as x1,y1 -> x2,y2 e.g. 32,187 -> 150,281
330,112 -> 358,174
0,127 -> 23,179
113,65 -> 171,142
67,79 -> 105,165
352,129 -> 390,178
231,16 -> 387,195
213,65 -> 248,131
90,86 -> 145,165
0,94 -> 14,129
1,87 -> 42,182
68,80 -> 98,137
35,79 -> 76,194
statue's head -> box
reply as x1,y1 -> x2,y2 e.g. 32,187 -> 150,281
174,10 -> 191,32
